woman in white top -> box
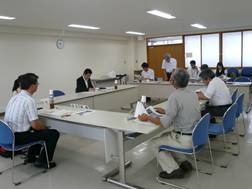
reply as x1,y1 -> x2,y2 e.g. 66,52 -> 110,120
12,75 -> 22,95
141,62 -> 155,81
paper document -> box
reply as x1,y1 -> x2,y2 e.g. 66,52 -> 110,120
145,106 -> 162,118
134,101 -> 147,118
43,109 -> 73,118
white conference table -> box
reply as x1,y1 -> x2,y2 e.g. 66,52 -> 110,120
39,85 -> 139,112
135,81 -> 252,110
39,105 -> 161,189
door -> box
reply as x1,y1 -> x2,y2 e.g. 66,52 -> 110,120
147,44 -> 185,78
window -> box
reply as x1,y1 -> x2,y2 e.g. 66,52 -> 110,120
184,35 -> 201,67
243,31 -> 252,67
202,34 -> 219,67
147,36 -> 182,46
222,32 -> 242,67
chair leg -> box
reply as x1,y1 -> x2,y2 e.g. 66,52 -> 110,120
208,139 -> 214,175
156,177 -> 188,189
10,144 -> 49,185
43,142 -> 50,169
242,113 -> 246,136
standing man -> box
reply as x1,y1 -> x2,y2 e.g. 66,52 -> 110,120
161,53 -> 177,81
75,68 -> 95,93
187,60 -> 199,80
138,69 -> 201,179
141,62 -> 155,81
4,73 -> 60,168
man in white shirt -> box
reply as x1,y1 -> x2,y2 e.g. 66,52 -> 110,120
161,53 -> 177,81
187,60 -> 199,80
141,62 -> 155,81
4,73 -> 60,169
197,69 -> 232,121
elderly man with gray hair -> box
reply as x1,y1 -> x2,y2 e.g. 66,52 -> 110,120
161,53 -> 177,81
138,68 -> 201,179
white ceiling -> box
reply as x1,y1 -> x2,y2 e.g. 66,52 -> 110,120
1,0 -> 252,37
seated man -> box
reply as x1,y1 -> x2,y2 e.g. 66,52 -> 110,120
141,62 -> 155,81
197,68 -> 232,120
75,68 -> 95,93
4,73 -> 60,169
187,60 -> 199,80
138,69 -> 201,179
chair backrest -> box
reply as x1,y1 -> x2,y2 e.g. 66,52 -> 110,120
231,88 -> 238,103
227,67 -> 239,77
223,103 -> 238,132
192,113 -> 210,147
53,90 -> 65,97
235,93 -> 244,117
241,67 -> 252,77
234,76 -> 251,82
0,120 -> 14,145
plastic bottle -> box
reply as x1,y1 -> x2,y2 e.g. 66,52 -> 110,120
141,95 -> 147,108
49,89 -> 55,109
114,79 -> 118,90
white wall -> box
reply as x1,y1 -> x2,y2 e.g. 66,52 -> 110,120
0,27 -> 139,111
135,39 -> 147,70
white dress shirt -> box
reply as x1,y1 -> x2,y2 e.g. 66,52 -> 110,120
205,77 -> 232,106
188,68 -> 199,79
141,68 -> 155,80
161,58 -> 177,73
4,90 -> 38,132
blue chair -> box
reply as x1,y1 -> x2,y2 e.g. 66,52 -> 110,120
0,120 -> 49,185
234,76 -> 251,82
231,88 -> 238,103
227,77 -> 235,82
157,114 -> 213,189
53,90 -> 65,97
208,103 -> 238,166
227,67 -> 239,78
241,67 -> 252,78
235,93 -> 246,136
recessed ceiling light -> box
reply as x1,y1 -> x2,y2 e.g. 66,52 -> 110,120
191,23 -> 207,29
0,15 -> 16,20
147,10 -> 176,19
126,31 -> 145,36
68,24 -> 100,30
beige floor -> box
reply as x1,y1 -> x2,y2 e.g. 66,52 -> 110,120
0,111 -> 251,189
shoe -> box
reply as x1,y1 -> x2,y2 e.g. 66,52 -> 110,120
34,160 -> 56,169
24,157 -> 37,164
180,161 -> 193,172
159,168 -> 185,179
209,134 -> 217,139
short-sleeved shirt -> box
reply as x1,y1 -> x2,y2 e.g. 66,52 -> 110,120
204,77 -> 232,106
141,68 -> 155,80
160,88 -> 201,133
187,68 -> 199,79
4,90 -> 38,132
161,58 -> 177,73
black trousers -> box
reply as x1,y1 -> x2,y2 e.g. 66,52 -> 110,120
15,129 -> 60,163
166,72 -> 172,81
201,104 -> 232,122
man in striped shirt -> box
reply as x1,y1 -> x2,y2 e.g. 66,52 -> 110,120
4,73 -> 59,169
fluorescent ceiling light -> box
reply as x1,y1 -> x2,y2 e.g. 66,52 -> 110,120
126,31 -> 145,36
0,15 -> 16,20
191,23 -> 207,29
68,24 -> 100,30
147,10 -> 176,19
